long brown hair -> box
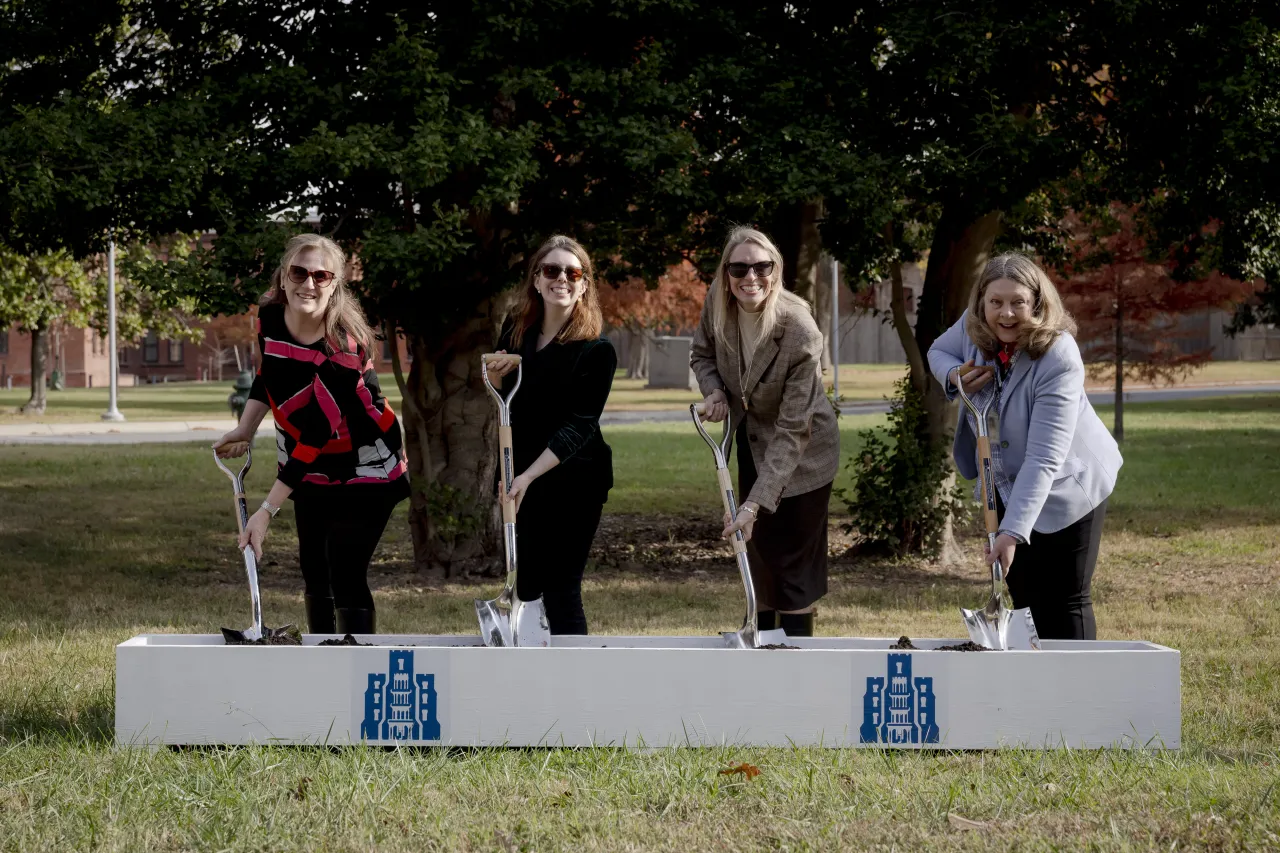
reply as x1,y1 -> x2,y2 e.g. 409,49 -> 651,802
966,252 -> 1077,360
259,233 -> 375,355
508,235 -> 603,349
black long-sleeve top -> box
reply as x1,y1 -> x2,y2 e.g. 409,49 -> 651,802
248,304 -> 410,501
498,328 -> 617,504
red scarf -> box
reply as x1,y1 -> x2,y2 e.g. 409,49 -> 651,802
997,341 -> 1017,367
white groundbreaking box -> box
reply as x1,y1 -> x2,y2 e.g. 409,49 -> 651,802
115,635 -> 1180,750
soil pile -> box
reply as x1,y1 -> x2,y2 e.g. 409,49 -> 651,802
889,636 -> 989,652
318,634 -> 373,647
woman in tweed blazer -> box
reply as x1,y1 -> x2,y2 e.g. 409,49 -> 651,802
928,253 -> 1122,640
690,227 -> 840,637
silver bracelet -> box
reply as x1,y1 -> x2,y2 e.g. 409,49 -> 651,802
740,506 -> 757,516
260,500 -> 281,518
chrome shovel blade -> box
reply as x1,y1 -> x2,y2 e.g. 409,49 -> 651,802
959,604 -> 1041,651
960,603 -> 1011,650
721,626 -> 790,649
512,597 -> 551,648
474,598 -> 513,648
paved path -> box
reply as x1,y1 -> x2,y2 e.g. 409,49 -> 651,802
2,383 -> 1277,445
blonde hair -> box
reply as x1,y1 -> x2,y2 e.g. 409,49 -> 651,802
966,252 -> 1077,359
710,226 -> 788,348
508,235 -> 604,349
259,233 -> 375,355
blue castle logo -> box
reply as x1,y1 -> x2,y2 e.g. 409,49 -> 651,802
360,650 -> 442,742
859,653 -> 939,745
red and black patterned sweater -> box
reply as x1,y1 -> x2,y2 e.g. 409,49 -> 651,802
248,304 -> 410,501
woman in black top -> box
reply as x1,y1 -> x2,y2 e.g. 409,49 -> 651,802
485,235 -> 616,635
213,233 -> 409,636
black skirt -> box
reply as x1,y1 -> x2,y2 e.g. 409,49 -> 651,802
735,422 -> 831,611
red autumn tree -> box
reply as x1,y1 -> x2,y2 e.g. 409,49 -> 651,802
1049,204 -> 1261,441
198,311 -> 258,381
598,260 -> 706,379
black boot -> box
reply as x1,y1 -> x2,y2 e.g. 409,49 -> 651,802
305,595 -> 336,634
336,607 -> 376,635
757,610 -> 778,631
779,611 -> 814,637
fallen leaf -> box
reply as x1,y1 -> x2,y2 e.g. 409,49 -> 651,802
719,763 -> 761,780
948,813 -> 991,832
291,777 -> 311,801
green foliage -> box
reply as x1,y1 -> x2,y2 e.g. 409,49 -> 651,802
0,246 -> 93,332
836,378 -> 967,557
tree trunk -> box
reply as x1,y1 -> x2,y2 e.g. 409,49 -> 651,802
1114,288 -> 1125,443
914,208 -> 1003,446
393,302 -> 506,578
21,323 -> 48,415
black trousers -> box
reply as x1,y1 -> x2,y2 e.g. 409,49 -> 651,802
514,482 -> 605,635
736,422 -> 830,611
997,496 -> 1108,641
293,491 -> 399,611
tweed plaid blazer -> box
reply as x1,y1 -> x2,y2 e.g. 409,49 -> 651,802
690,290 -> 840,513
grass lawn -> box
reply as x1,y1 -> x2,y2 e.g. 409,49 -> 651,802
4,359 -> 1279,424
1,396 -> 1279,849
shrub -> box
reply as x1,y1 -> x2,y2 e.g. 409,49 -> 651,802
836,377 -> 967,557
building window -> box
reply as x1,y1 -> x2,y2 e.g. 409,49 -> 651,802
119,347 -> 129,366
168,340 -> 184,363
143,333 -> 159,364
0,330 -> 8,355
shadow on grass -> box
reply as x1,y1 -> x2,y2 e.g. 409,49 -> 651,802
0,699 -> 114,745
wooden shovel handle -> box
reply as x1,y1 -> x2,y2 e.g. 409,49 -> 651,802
482,353 -> 522,365
975,435 -> 999,535
497,425 -> 516,525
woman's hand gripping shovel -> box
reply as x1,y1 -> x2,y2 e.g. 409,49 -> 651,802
691,404 -> 788,649
213,445 -> 295,643
951,366 -> 1040,651
474,354 -> 551,648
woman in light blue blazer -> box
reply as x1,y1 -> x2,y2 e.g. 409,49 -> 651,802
928,253 -> 1122,640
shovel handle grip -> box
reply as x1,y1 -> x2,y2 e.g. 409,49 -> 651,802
482,352 -> 522,365
975,435 -> 999,535
497,425 -> 517,524
715,468 -> 747,555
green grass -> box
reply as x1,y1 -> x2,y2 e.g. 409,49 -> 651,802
1,396 -> 1279,849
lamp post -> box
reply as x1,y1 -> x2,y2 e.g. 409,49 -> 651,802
831,259 -> 840,401
101,238 -> 125,422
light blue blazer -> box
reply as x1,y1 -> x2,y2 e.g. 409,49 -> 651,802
927,317 -> 1122,541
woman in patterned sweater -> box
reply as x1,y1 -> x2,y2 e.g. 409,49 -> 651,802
213,233 -> 408,635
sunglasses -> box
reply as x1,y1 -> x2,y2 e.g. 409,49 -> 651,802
539,263 -> 585,283
725,261 -> 775,279
287,265 -> 337,287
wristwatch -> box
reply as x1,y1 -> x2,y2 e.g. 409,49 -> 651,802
260,500 -> 281,518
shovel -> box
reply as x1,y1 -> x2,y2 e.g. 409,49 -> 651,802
213,446 -> 293,643
691,403 -> 788,649
952,366 -> 1041,651
474,353 -> 551,648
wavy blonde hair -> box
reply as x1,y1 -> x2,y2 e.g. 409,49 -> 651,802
508,235 -> 604,349
966,252 -> 1077,360
710,226 -> 789,349
259,233 -> 375,355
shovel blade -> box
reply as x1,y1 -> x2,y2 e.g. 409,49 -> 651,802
512,597 -> 551,648
960,605 -> 1010,650
1005,607 -> 1041,650
474,598 -> 513,648
758,628 -> 789,647
221,626 -> 261,644
721,626 -> 790,649
959,606 -> 1041,651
